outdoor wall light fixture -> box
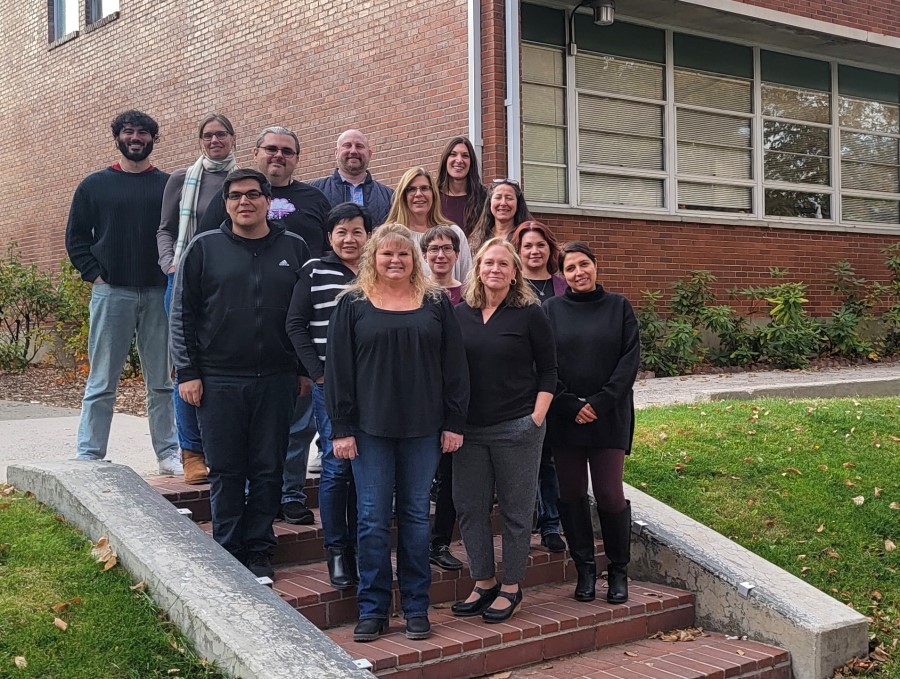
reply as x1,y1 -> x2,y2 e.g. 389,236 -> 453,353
568,0 -> 615,55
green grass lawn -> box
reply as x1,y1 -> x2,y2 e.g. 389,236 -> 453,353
0,488 -> 224,679
627,396 -> 900,676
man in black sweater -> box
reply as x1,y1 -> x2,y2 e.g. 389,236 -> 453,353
198,126 -> 329,524
65,110 -> 181,476
170,168 -> 311,579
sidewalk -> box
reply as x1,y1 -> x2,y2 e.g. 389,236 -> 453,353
1,363 -> 898,482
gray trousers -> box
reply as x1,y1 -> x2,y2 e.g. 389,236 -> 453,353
452,414 -> 545,584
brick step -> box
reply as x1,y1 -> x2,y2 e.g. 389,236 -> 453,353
326,579 -> 696,679
274,533 -> 603,628
148,475 -> 321,521
195,508 -> 506,566
504,631 -> 790,679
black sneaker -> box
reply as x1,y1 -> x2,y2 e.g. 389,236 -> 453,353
246,551 -> 274,579
281,501 -> 314,525
541,532 -> 567,553
429,544 -> 463,570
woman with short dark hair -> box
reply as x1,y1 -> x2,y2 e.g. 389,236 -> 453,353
543,240 -> 640,604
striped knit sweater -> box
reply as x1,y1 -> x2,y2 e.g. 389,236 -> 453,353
286,252 -> 358,381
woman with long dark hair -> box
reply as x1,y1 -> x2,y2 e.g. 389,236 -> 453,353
437,136 -> 487,237
468,179 -> 533,252
542,241 -> 639,604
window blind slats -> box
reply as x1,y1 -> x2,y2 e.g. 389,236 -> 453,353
678,182 -> 752,211
523,84 -> 565,126
839,97 -> 900,134
580,130 -> 663,170
842,196 -> 900,224
841,161 -> 899,193
579,172 -> 664,208
762,83 -> 831,124
523,44 -> 565,86
524,123 -> 566,164
678,109 -> 751,148
674,69 -> 752,113
524,164 -> 567,204
678,143 -> 751,179
575,53 -> 664,100
579,95 -> 663,137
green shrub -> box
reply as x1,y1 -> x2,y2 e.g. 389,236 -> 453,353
0,244 -> 59,371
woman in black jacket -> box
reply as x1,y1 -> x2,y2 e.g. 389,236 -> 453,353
542,241 -> 639,604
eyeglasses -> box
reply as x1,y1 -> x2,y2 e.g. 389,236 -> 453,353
405,185 -> 433,195
201,131 -> 231,141
491,178 -> 520,186
426,244 -> 456,255
257,145 -> 298,158
225,190 -> 265,201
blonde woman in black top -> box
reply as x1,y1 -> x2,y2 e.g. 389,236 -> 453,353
452,238 -> 557,623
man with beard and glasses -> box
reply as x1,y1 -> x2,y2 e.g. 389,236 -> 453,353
65,110 -> 181,475
199,125 -> 330,526
309,129 -> 394,227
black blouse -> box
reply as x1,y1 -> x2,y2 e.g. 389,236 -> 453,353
325,291 -> 469,439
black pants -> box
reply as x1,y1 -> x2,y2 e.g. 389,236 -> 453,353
197,373 -> 296,557
553,446 -> 627,513
431,452 -> 456,548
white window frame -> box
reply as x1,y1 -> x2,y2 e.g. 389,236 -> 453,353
521,11 -> 900,234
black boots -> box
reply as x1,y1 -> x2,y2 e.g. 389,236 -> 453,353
326,546 -> 358,590
557,496 -> 597,602
598,500 -> 631,604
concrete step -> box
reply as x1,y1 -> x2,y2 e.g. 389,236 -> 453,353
325,580 -> 696,679
272,533 -> 599,628
505,631 -> 791,679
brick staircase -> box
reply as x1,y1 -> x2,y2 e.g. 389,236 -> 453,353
149,476 -> 791,679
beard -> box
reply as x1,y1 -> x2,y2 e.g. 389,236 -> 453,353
117,138 -> 155,162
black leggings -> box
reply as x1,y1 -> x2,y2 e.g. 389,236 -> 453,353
552,446 -> 627,513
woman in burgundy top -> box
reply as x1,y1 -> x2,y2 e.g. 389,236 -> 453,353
437,136 -> 487,237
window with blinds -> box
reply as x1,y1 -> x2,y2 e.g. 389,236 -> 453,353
674,35 -> 753,213
519,3 -> 900,229
838,66 -> 900,225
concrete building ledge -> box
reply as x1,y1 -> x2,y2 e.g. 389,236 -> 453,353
6,460 -> 369,679
624,483 -> 869,679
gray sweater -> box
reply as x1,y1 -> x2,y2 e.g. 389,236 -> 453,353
156,167 -> 229,273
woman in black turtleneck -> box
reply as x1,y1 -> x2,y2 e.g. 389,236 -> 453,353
542,241 -> 640,606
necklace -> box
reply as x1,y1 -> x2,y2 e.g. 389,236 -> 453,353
528,278 -> 551,297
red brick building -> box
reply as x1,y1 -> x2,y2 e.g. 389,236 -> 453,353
2,0 -> 899,312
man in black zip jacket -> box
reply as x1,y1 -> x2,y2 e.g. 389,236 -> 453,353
170,168 -> 310,579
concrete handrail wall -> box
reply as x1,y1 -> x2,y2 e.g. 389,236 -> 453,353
7,460 -> 369,679
623,483 -> 869,679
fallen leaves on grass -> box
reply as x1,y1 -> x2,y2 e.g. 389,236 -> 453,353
885,540 -> 896,552
782,467 -> 802,476
131,582 -> 146,592
843,462 -> 857,468
91,536 -> 117,570
852,496 -> 865,506
890,502 -> 900,510
53,617 -> 68,631
51,602 -> 69,614
818,465 -> 829,471
831,642 -> 893,677
817,524 -> 826,533
14,656 -> 27,669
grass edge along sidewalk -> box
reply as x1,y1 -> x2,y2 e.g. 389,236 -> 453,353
628,396 -> 899,678
0,486 -> 224,679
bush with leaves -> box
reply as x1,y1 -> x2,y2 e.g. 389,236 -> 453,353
820,261 -> 874,359
0,244 -> 60,371
636,288 -> 705,377
880,244 -> 900,355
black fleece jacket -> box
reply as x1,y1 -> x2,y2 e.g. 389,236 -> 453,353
543,286 -> 640,451
169,221 -> 310,382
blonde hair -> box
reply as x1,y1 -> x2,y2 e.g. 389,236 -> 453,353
345,223 -> 441,306
386,167 -> 451,228
463,237 -> 539,309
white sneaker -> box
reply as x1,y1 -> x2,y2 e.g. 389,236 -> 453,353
158,454 -> 185,476
308,451 -> 322,473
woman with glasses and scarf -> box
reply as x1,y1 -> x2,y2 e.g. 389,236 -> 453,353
157,113 -> 238,484
385,167 -> 473,283
468,179 -> 533,252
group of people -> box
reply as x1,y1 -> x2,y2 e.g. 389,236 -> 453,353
64,110 -> 640,644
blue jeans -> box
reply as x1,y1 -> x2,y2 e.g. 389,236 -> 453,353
76,283 -> 177,461
536,443 -> 561,536
281,390 -> 315,506
352,431 -> 441,620
313,383 -> 356,550
164,273 -> 203,453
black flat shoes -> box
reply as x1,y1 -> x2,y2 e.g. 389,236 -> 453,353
482,588 -> 522,623
451,583 -> 501,617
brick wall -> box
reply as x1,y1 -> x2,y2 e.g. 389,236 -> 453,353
0,0 -> 469,271
535,212 -> 899,315
736,0 -> 900,38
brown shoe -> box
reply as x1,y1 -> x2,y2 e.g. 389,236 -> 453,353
181,449 -> 208,485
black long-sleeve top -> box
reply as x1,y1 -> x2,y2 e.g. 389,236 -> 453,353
65,166 -> 170,286
542,286 -> 640,451
455,301 -> 557,427
325,291 -> 470,439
